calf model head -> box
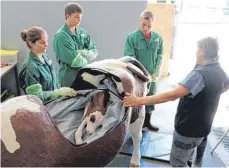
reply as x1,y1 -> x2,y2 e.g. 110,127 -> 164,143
86,111 -> 104,134
75,91 -> 111,144
83,91 -> 110,134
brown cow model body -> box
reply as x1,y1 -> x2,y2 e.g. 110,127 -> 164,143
1,56 -> 151,167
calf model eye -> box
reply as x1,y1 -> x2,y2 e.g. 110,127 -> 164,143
90,115 -> 96,123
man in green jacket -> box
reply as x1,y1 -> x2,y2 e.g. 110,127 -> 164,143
124,10 -> 164,131
53,3 -> 98,87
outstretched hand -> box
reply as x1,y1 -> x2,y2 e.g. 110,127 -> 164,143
123,92 -> 142,107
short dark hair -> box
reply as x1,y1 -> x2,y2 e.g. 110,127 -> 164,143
65,3 -> 83,18
20,26 -> 46,48
197,37 -> 219,60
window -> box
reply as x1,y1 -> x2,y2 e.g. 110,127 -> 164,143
148,0 -> 175,4
157,0 -> 166,3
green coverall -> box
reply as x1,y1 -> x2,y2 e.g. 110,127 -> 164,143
53,23 -> 98,87
19,52 -> 76,103
124,29 -> 164,112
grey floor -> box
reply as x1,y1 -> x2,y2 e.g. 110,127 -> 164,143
108,154 -> 171,167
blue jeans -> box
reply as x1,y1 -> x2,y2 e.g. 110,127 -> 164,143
170,130 -> 204,167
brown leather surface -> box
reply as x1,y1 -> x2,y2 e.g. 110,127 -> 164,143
1,96 -> 129,167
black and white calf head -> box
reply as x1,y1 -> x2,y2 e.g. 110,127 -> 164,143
86,111 -> 105,134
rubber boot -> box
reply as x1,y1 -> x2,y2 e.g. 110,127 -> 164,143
143,111 -> 159,131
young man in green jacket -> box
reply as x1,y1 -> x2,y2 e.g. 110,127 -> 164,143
53,3 -> 98,87
124,10 -> 164,131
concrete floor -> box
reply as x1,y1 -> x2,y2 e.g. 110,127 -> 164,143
108,154 -> 171,167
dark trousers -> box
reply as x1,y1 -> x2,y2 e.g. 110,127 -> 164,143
145,82 -> 156,114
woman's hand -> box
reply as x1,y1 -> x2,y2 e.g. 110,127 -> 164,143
123,92 -> 142,107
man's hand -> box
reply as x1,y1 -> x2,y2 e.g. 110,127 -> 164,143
151,74 -> 159,82
54,87 -> 77,97
123,84 -> 190,107
78,50 -> 86,56
123,93 -> 142,107
222,84 -> 229,93
78,49 -> 98,62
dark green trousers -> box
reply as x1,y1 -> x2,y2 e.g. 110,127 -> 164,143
145,82 -> 156,113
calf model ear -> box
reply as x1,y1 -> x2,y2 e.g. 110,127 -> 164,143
103,90 -> 110,108
81,102 -> 93,122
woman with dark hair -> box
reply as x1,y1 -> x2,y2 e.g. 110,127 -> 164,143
19,26 -> 77,103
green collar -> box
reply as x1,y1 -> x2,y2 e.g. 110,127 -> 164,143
137,29 -> 156,43
29,52 -> 51,66
63,23 -> 76,36
63,23 -> 84,42
137,29 -> 146,40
